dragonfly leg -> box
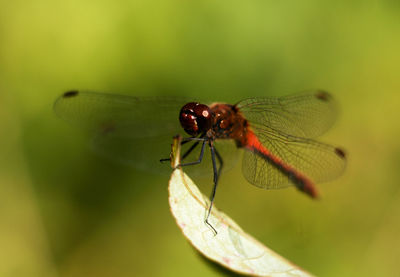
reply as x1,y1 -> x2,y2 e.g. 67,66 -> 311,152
214,147 -> 223,183
159,140 -> 200,163
160,136 -> 205,163
180,134 -> 207,162
177,139 -> 207,167
181,140 -> 200,161
159,157 -> 171,163
181,136 -> 206,143
204,141 -> 219,236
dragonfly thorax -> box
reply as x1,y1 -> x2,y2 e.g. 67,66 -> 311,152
209,103 -> 249,146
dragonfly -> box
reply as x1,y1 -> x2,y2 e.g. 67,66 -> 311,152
54,90 -> 346,234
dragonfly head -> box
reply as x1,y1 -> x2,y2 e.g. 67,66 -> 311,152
179,102 -> 212,136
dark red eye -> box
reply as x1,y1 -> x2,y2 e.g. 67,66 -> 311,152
179,102 -> 212,136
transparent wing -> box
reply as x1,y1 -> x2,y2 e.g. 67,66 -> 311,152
242,125 -> 346,190
54,91 -> 241,174
54,90 -> 190,138
91,133 -> 177,174
91,132 -> 240,176
54,91 -> 189,171
236,90 -> 338,138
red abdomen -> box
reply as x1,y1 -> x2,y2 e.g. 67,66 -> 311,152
244,130 -> 318,198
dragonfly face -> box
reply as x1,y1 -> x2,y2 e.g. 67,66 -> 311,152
179,102 -> 212,136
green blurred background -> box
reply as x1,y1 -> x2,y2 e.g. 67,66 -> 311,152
1,0 -> 399,276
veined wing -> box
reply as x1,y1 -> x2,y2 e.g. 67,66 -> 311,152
54,91 -> 190,171
242,124 -> 346,190
54,90 -> 192,138
54,90 -> 240,174
236,90 -> 338,138
91,132 -> 240,176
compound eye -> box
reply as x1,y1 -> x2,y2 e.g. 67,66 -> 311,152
193,104 -> 212,130
194,104 -> 211,120
179,102 -> 212,136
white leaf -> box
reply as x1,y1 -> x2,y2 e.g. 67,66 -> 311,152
168,136 -> 314,277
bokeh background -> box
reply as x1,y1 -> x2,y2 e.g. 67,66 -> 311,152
1,1 -> 400,276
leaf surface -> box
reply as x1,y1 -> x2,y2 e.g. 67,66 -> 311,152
168,136 -> 314,277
